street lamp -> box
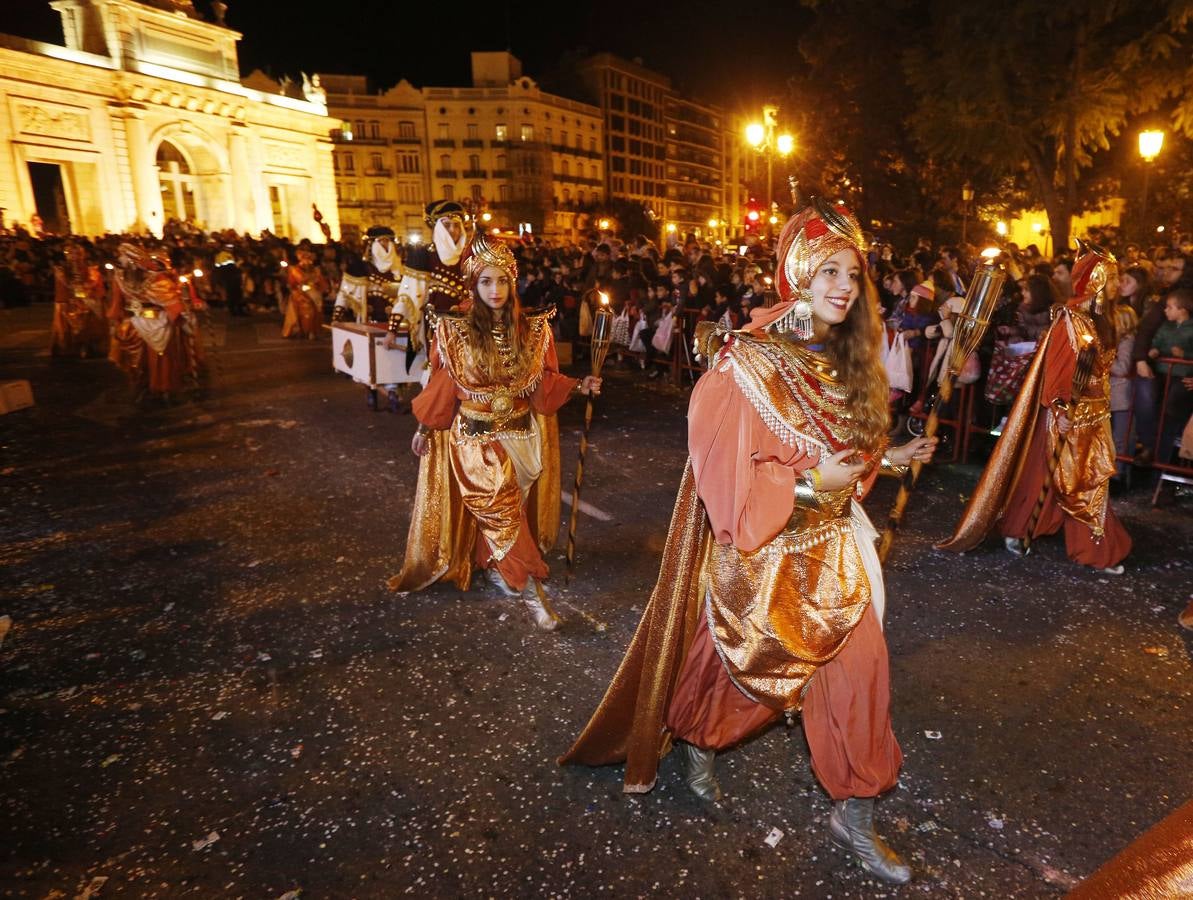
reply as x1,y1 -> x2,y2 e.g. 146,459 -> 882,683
744,106 -> 794,222
961,183 -> 974,245
1138,129 -> 1165,240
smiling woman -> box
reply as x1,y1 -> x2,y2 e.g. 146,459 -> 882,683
562,197 -> 937,885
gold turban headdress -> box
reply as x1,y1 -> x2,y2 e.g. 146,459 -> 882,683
747,196 -> 866,338
463,232 -> 518,284
1069,239 -> 1117,314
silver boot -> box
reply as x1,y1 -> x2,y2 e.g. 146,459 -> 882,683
676,741 -> 721,801
522,578 -> 562,631
486,567 -> 520,597
829,797 -> 912,884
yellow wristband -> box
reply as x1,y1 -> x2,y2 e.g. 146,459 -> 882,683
807,467 -> 823,490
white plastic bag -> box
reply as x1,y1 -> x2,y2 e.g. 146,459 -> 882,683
628,318 -> 647,353
885,331 -> 914,394
651,313 -> 675,354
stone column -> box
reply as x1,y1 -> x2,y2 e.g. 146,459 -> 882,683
227,125 -> 257,233
122,111 -> 163,235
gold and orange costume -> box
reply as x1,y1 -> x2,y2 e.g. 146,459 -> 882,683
281,250 -> 327,340
563,199 -> 906,810
51,246 -> 108,359
107,244 -> 203,398
391,235 -> 578,623
939,245 -> 1131,569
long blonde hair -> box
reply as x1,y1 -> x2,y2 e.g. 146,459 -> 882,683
824,276 -> 890,454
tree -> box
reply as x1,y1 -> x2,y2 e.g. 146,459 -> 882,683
902,0 -> 1192,252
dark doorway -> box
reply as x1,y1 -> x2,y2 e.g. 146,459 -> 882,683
27,161 -> 71,234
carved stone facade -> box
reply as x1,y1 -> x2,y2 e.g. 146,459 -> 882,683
0,0 -> 339,239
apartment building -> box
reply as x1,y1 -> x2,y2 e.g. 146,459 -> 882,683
576,54 -> 670,218
323,75 -> 428,242
424,52 -> 604,239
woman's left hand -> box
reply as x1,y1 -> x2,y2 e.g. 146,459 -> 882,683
888,436 -> 939,466
579,375 -> 602,396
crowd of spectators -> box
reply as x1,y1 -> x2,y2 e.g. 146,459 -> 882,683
2,217 -> 1191,479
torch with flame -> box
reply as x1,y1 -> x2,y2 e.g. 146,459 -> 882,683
565,291 -> 613,591
878,248 -> 1007,562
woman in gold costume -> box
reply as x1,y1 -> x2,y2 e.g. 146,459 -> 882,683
107,243 -> 203,402
281,242 -> 327,340
51,241 -> 109,359
561,199 -> 935,884
391,234 -> 601,631
938,243 -> 1131,572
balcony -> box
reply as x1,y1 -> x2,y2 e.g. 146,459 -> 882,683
364,200 -> 395,209
338,199 -> 363,208
490,139 -> 509,148
433,138 -> 456,148
463,138 -> 484,148
434,169 -> 458,179
462,169 -> 487,179
392,136 -> 421,145
491,169 -> 511,179
364,167 -> 393,178
332,132 -> 388,145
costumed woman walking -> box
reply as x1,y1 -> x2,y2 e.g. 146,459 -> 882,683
389,234 -> 601,631
937,243 -> 1130,573
51,241 -> 109,359
107,243 -> 204,404
280,241 -> 327,340
560,198 -> 935,884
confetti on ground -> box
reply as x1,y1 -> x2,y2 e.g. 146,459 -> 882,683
192,831 -> 220,851
764,827 -> 784,848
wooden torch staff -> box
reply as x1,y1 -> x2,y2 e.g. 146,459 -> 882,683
877,248 -> 1007,563
1021,338 -> 1097,553
564,292 -> 613,584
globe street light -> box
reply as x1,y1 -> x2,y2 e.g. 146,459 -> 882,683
1138,129 -> 1165,240
744,107 -> 794,227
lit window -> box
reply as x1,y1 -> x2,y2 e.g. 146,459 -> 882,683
495,124 -> 507,141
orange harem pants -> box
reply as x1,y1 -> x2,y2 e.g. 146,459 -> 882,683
997,418 -> 1131,569
665,606 -> 902,800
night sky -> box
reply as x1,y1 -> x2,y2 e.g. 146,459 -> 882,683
1,0 -> 813,112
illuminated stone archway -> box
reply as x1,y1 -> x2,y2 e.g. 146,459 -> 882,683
146,122 -> 233,232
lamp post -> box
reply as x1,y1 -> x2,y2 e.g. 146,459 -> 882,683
1138,129 -> 1164,241
961,182 -> 974,245
745,106 -> 794,228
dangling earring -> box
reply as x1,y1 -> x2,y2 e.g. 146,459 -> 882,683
772,288 -> 815,340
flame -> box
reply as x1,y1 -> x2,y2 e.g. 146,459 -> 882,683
980,247 -> 1000,260
598,291 -> 609,306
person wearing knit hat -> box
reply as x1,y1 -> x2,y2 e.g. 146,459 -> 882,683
561,197 -> 936,885
389,233 -> 601,632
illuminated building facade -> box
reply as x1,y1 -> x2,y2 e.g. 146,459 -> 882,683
322,74 -> 428,244
576,54 -> 670,218
323,53 -> 603,242
0,0 -> 339,239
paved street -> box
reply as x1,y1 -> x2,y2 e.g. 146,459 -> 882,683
2,305 -> 1191,898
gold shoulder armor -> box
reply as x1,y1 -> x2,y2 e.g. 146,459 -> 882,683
693,321 -> 729,366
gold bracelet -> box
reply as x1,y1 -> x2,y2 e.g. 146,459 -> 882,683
807,467 -> 823,490
416,423 -> 431,436
880,453 -> 909,477
794,480 -> 822,510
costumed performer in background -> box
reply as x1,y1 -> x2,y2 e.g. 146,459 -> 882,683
560,198 -> 936,884
107,243 -> 204,403
937,242 -> 1130,573
389,233 -> 601,632
333,225 -> 409,411
281,241 -> 328,340
51,240 -> 109,359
